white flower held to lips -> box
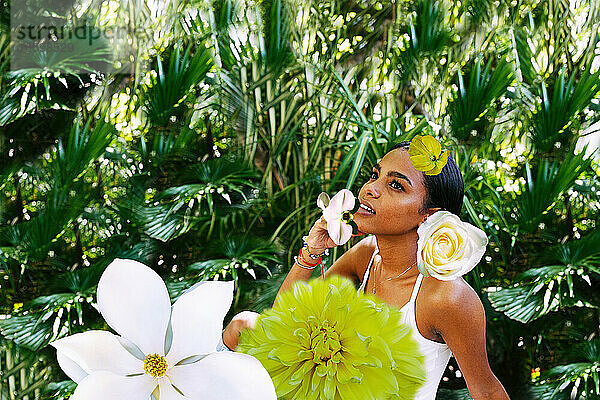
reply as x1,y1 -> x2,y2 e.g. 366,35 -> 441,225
317,189 -> 356,246
51,259 -> 276,400
417,211 -> 488,281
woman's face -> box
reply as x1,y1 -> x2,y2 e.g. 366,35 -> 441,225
354,148 -> 428,235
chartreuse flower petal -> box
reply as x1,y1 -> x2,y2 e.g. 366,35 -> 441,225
408,135 -> 449,176
426,150 -> 449,175
237,276 -> 425,400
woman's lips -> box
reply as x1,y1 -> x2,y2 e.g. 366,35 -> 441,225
356,204 -> 376,215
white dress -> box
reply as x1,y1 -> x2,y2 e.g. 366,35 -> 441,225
358,241 -> 452,400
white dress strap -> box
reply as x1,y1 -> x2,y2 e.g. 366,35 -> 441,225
409,273 -> 424,303
357,245 -> 379,293
401,272 -> 453,400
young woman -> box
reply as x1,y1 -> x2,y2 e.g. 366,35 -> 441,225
221,143 -> 510,400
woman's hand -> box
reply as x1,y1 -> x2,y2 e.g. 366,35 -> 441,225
305,216 -> 367,255
303,216 -> 337,255
222,311 -> 259,351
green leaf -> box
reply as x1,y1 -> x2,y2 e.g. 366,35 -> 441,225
448,56 -> 514,141
515,151 -> 591,231
53,114 -> 115,187
489,231 -> 600,322
530,66 -> 600,152
0,314 -> 53,350
144,43 -> 213,127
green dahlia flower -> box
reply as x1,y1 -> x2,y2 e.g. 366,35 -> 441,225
237,276 -> 425,400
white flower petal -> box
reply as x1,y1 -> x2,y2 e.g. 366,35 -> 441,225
327,189 -> 355,214
322,205 -> 339,222
338,222 -> 354,245
316,192 -> 330,211
71,371 -> 155,400
462,220 -> 489,249
168,352 -> 276,400
56,350 -> 88,383
158,378 -> 186,400
417,211 -> 488,281
326,219 -> 353,246
326,219 -> 344,245
338,188 -> 355,211
327,191 -> 345,213
51,331 -> 143,380
97,259 -> 171,355
166,281 -> 234,365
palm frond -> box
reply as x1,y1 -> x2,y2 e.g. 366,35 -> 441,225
530,339 -> 600,399
0,271 -> 99,350
0,314 -> 55,350
116,201 -> 195,242
53,115 -> 115,188
143,43 -> 213,127
487,265 -> 594,323
262,0 -> 295,71
188,234 -> 280,281
0,195 -> 88,261
515,151 -> 591,231
530,67 -> 600,152
448,56 -> 514,141
489,230 -> 600,322
139,127 -> 199,169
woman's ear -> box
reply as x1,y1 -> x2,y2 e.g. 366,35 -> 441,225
417,213 -> 429,228
418,208 -> 441,227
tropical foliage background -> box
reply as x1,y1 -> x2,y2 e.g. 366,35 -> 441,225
1,0 -> 599,398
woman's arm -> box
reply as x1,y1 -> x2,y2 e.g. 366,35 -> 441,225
432,282 -> 510,400
273,216 -> 369,307
274,233 -> 373,306
273,217 -> 332,307
227,223 -> 370,349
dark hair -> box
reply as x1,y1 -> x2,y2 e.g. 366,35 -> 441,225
390,141 -> 464,215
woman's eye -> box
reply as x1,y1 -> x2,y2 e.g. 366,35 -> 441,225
390,180 -> 404,191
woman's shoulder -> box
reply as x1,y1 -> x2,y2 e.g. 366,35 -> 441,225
421,277 -> 484,320
358,234 -> 377,251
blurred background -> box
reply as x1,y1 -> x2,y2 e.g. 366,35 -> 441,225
0,0 -> 599,398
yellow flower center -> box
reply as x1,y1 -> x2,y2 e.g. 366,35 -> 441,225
429,154 -> 438,162
309,320 -> 342,365
143,354 -> 168,378
341,211 -> 353,224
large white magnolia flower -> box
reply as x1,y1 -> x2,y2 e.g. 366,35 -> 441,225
417,211 -> 488,281
51,259 -> 276,400
316,189 -> 358,246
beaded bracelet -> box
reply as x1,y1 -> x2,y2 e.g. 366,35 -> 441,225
294,245 -> 321,270
301,236 -> 330,259
297,247 -> 320,266
294,256 -> 318,270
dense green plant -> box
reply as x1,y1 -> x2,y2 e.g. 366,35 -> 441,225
1,0 -> 599,399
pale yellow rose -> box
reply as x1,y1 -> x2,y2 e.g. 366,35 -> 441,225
416,211 -> 488,281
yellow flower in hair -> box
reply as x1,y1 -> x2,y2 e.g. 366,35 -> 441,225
408,135 -> 449,175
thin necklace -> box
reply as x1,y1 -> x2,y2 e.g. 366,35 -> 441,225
372,256 -> 417,294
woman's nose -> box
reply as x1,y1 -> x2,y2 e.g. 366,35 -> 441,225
363,181 -> 381,198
